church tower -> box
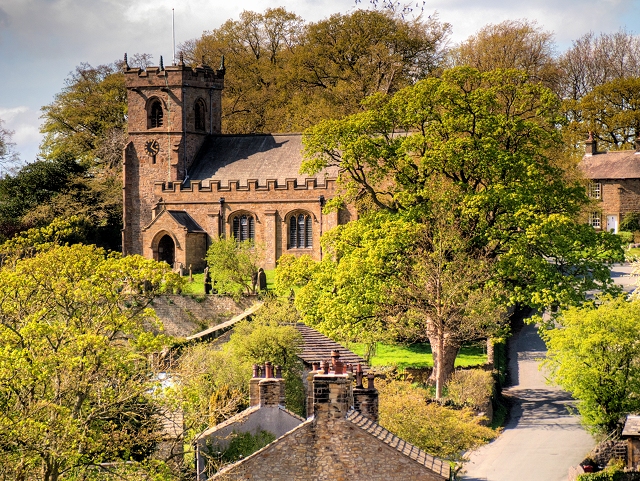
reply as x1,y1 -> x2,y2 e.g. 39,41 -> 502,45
122,53 -> 225,256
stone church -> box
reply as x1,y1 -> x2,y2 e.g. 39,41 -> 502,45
122,55 -> 355,270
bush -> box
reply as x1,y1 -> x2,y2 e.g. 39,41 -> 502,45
618,231 -> 634,244
446,369 -> 494,408
378,379 -> 497,461
620,212 -> 640,233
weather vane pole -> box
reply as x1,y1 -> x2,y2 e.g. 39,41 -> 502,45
172,8 -> 176,66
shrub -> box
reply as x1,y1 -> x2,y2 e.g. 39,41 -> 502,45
378,379 -> 497,461
620,212 -> 640,232
618,231 -> 634,244
446,369 -> 494,409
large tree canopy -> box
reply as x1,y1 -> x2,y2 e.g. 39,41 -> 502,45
0,244 -> 181,481
292,67 -> 622,391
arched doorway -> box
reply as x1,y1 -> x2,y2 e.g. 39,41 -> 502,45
157,235 -> 175,268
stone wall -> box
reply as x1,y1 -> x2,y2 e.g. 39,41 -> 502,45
151,294 -> 251,337
595,179 -> 640,229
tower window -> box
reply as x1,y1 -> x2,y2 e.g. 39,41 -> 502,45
149,99 -> 164,128
232,214 -> 255,242
195,99 -> 206,131
289,213 -> 312,249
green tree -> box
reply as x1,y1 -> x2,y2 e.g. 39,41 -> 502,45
0,244 -> 181,481
451,20 -> 558,87
40,62 -> 127,169
0,118 -> 20,170
543,297 -> 640,434
299,67 -> 622,387
205,236 -> 264,298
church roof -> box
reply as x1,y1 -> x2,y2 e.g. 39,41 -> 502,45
166,210 -> 206,232
579,150 -> 640,179
187,134 -> 338,187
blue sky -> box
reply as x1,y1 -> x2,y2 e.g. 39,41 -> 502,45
0,0 -> 639,165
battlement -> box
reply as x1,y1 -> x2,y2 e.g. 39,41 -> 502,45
153,177 -> 337,195
123,53 -> 225,89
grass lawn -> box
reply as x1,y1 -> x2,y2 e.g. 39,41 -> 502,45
349,342 -> 487,369
626,247 -> 640,262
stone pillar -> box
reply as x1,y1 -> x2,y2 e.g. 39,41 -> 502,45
263,210 -> 277,269
207,212 -> 221,238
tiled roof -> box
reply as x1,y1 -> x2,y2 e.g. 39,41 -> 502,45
294,323 -> 369,371
622,415 -> 640,437
167,210 -> 206,232
579,150 -> 640,179
345,410 -> 451,479
187,134 -> 338,187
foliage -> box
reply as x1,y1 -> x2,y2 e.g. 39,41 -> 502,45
618,231 -> 634,244
620,213 -> 640,233
0,244 -> 181,481
206,430 -> 275,470
40,62 -> 127,168
543,297 -> 640,434
446,369 -> 494,409
205,236 -> 264,298
451,20 -> 557,87
377,379 -> 497,461
0,118 -> 20,169
181,8 -> 449,133
169,299 -> 304,445
302,66 -> 622,309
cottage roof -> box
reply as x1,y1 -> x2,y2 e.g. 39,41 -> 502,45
578,150 -> 640,180
345,410 -> 451,478
294,323 -> 369,370
187,134 -> 338,187
622,415 -> 640,437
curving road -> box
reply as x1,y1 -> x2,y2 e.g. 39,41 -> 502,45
460,321 -> 595,481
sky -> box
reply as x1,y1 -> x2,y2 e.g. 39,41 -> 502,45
0,0 -> 639,165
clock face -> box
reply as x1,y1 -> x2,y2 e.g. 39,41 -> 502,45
145,140 -> 160,156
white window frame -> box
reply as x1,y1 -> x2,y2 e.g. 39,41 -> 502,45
588,181 -> 601,199
589,211 -> 601,228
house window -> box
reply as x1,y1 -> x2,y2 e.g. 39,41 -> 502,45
149,99 -> 164,128
589,212 -> 601,228
289,213 -> 313,248
588,182 -> 601,199
232,214 -> 255,241
195,99 -> 206,131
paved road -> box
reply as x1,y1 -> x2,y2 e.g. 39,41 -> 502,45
460,322 -> 595,481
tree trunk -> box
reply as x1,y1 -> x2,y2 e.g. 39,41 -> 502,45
428,334 -> 460,399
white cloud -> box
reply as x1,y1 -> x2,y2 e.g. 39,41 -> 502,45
0,106 -> 42,162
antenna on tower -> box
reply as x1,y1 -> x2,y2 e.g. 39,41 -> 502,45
172,8 -> 176,66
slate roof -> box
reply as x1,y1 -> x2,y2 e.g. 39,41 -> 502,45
294,323 -> 369,371
622,415 -> 640,437
346,410 -> 451,479
167,210 -> 206,232
187,134 -> 338,187
579,150 -> 640,179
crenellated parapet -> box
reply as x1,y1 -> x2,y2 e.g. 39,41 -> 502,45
153,177 -> 337,196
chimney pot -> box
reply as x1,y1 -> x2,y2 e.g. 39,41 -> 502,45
586,131 -> 597,155
367,373 -> 375,390
334,360 -> 344,375
312,361 -> 320,371
265,361 -> 274,379
322,360 -> 330,374
275,365 -> 282,378
252,364 -> 259,378
356,364 -> 364,388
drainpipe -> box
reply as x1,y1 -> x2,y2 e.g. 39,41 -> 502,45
319,195 -> 325,260
219,197 -> 225,238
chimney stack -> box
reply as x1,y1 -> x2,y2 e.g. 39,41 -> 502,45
635,135 -> 640,153
353,370 -> 379,422
585,131 -> 598,155
249,362 -> 286,408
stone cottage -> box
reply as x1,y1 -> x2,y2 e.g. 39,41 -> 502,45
578,134 -> 640,233
195,355 -> 450,481
122,54 -> 356,270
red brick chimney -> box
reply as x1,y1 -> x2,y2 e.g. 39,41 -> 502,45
585,131 -> 597,155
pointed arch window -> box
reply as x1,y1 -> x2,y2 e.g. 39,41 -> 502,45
232,214 -> 255,242
289,213 -> 312,249
149,99 -> 164,128
195,99 -> 206,131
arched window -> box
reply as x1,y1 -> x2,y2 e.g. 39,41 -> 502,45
232,214 -> 255,242
289,213 -> 312,249
195,99 -> 206,131
149,99 -> 164,128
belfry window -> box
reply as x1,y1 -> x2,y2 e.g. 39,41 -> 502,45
149,99 -> 164,128
195,99 -> 206,131
232,214 -> 255,242
289,213 -> 312,249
